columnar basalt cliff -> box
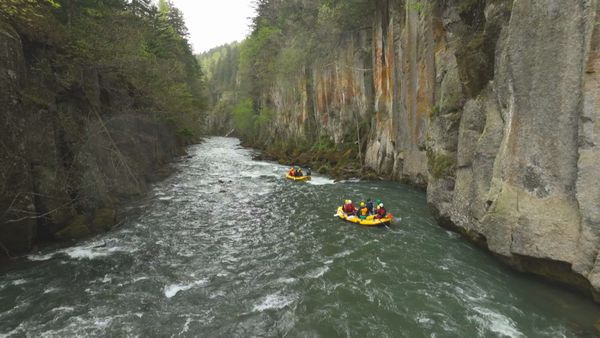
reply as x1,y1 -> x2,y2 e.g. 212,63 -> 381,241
221,0 -> 600,299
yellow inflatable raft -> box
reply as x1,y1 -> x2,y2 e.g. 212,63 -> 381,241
335,207 -> 393,226
286,174 -> 311,181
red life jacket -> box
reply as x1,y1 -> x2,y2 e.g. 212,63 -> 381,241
343,203 -> 356,214
375,207 -> 387,218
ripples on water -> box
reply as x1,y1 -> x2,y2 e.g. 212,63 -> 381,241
0,137 -> 598,337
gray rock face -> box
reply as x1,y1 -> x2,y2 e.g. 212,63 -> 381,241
263,0 -> 600,298
579,3 -> 600,295
429,0 -> 600,296
0,21 -> 37,253
0,19 -> 180,255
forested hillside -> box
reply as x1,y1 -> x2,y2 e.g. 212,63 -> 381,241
198,43 -> 240,134
0,0 -> 205,255
199,0 -> 375,176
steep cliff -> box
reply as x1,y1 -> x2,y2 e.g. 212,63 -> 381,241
0,0 -> 203,256
212,0 -> 600,299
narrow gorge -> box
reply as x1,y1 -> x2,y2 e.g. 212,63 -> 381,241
203,0 -> 600,301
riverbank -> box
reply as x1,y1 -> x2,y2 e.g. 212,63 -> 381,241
248,140 -> 383,182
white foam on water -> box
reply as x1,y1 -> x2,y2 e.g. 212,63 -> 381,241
276,277 -> 297,284
50,306 -> 75,313
28,243 -> 132,262
180,317 -> 192,334
377,257 -> 388,268
252,293 -> 296,312
64,246 -> 127,260
306,266 -> 329,279
132,277 -> 149,283
0,323 -> 25,337
333,250 -> 353,259
94,317 -> 113,328
27,253 -> 56,261
415,313 -> 435,326
455,285 -> 487,303
468,306 -> 524,338
209,291 -> 226,299
308,176 -> 335,185
338,178 -> 361,183
164,279 -> 208,298
44,287 -> 61,294
11,279 -> 27,286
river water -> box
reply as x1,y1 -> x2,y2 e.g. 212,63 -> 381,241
0,137 -> 598,337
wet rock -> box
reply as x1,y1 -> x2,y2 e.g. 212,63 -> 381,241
91,208 -> 117,232
55,215 -> 92,240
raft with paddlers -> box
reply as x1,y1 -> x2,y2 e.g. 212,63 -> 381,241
285,166 -> 311,181
286,174 -> 311,181
335,207 -> 394,226
335,199 -> 393,226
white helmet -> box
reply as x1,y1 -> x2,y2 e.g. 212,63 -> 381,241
348,200 -> 352,204
379,203 -> 384,208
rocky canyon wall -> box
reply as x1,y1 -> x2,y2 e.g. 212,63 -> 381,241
0,19 -> 180,255
263,0 -> 600,299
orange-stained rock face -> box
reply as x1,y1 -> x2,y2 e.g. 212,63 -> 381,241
260,0 -> 600,301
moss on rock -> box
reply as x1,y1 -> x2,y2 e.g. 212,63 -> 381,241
427,151 -> 456,179
91,208 -> 117,232
56,215 -> 91,240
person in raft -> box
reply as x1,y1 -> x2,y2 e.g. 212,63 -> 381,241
374,203 -> 387,219
358,201 -> 370,220
342,200 -> 357,215
288,166 -> 296,176
366,198 -> 374,215
296,167 -> 304,176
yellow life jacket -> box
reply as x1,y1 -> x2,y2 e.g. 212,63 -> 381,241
360,207 -> 368,216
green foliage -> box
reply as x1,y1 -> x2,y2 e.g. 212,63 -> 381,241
427,151 -> 456,179
312,136 -> 336,152
198,42 -> 240,107
238,23 -> 281,98
1,0 -> 206,142
257,106 -> 275,127
233,99 -> 256,137
407,0 -> 426,14
201,0 -> 376,146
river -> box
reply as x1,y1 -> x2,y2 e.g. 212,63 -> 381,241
0,137 -> 598,337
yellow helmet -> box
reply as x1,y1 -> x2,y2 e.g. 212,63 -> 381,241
348,200 -> 352,204
360,202 -> 365,207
